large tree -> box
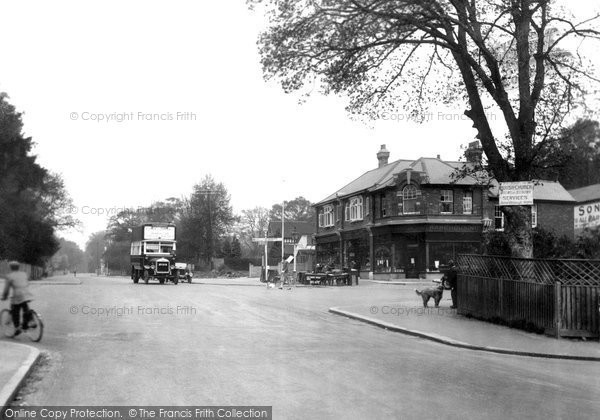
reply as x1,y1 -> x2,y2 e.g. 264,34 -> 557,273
252,0 -> 600,257
178,176 -> 235,266
0,93 -> 77,265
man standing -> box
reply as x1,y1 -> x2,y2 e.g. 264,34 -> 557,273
446,260 -> 458,309
1,261 -> 34,336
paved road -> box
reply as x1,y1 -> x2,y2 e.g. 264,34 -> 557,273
9,275 -> 600,419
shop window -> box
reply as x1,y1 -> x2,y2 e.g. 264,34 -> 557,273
463,191 -> 473,215
402,185 -> 420,214
440,190 -> 454,214
494,206 -> 504,230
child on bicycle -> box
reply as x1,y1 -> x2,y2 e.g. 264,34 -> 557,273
1,261 -> 34,336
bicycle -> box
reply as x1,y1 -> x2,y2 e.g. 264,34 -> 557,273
0,304 -> 44,342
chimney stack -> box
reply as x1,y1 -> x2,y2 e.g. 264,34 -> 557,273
465,141 -> 483,164
377,144 -> 390,168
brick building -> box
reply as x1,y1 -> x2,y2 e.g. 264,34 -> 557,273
314,144 -> 487,279
314,144 -> 578,279
569,183 -> 600,237
488,180 -> 576,238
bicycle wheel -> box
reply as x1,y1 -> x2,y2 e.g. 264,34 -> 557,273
1,309 -> 15,338
23,310 -> 44,342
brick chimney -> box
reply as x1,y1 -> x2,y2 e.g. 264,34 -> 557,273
465,141 -> 483,164
377,144 -> 390,168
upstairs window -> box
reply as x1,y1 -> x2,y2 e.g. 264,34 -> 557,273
344,202 -> 350,221
463,191 -> 473,215
365,196 -> 370,216
349,196 -> 363,221
440,190 -> 454,214
380,195 -> 388,217
402,185 -> 420,214
319,205 -> 335,227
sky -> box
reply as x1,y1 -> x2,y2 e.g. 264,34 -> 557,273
0,0 -> 598,249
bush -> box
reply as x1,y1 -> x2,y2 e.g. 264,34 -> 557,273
483,227 -> 600,259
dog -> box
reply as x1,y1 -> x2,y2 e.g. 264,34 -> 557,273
415,284 -> 444,307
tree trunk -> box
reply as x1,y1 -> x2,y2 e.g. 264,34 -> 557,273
502,206 -> 533,258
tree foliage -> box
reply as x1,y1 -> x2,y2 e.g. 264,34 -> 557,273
0,93 -> 77,265
252,0 -> 600,257
269,196 -> 316,222
178,176 -> 235,265
538,118 -> 600,189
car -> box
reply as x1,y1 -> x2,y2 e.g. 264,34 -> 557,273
174,263 -> 193,283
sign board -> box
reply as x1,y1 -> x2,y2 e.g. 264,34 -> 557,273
499,181 -> 534,206
574,201 -> 600,236
144,225 -> 175,240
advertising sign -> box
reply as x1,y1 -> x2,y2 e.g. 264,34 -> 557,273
144,225 -> 175,240
499,181 -> 534,206
574,201 -> 600,236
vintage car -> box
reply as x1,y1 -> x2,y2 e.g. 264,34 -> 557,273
174,262 -> 193,283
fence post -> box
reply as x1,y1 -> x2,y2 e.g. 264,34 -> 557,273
554,281 -> 562,339
498,277 -> 503,318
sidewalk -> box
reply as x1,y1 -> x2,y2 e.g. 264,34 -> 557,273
0,341 -> 40,410
330,302 -> 600,361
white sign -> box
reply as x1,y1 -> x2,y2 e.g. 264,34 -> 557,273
144,226 -> 175,240
574,201 -> 600,235
499,181 -> 534,206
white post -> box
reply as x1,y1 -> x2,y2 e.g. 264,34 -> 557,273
264,231 -> 268,283
281,201 -> 285,263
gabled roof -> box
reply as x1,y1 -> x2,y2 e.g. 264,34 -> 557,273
568,184 -> 600,203
488,180 -> 575,202
316,157 -> 478,205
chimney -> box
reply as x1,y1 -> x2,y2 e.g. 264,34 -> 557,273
377,144 -> 390,168
465,141 -> 483,164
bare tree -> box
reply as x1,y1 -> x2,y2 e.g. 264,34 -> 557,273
251,0 -> 600,257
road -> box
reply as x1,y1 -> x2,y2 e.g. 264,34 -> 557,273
7,274 -> 600,419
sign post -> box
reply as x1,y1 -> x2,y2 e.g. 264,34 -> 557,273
252,236 -> 281,286
499,181 -> 534,206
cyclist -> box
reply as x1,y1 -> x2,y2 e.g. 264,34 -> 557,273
1,261 -> 34,336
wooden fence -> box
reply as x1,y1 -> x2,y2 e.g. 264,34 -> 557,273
457,254 -> 600,338
0,260 -> 45,280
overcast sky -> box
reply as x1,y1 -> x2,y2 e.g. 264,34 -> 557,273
1,0 -> 598,249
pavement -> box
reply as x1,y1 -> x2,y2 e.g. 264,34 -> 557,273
1,274 -> 78,411
330,302 -> 600,361
1,274 -> 600,411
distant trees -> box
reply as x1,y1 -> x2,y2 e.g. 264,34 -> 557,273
269,196 -> 315,223
537,119 -> 600,189
84,231 -> 108,273
0,93 -> 77,265
236,206 -> 270,258
50,238 -> 86,273
177,176 -> 235,266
